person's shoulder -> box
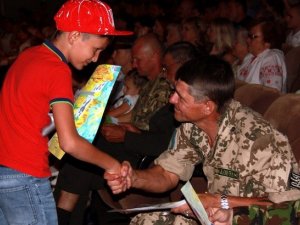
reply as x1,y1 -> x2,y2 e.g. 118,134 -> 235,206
156,76 -> 172,89
227,100 -> 274,140
261,49 -> 285,61
16,44 -> 70,75
17,44 -> 42,58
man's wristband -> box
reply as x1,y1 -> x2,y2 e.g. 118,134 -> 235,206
220,194 -> 230,209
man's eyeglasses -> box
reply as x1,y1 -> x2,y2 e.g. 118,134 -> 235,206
248,33 -> 261,40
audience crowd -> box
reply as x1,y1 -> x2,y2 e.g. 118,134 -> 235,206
1,0 -> 300,92
1,0 -> 300,224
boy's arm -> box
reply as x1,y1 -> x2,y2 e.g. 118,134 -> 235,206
52,102 -> 121,174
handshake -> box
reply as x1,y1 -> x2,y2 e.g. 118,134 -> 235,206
104,161 -> 134,194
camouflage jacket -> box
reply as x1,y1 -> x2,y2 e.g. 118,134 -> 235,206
155,100 -> 298,197
131,76 -> 171,130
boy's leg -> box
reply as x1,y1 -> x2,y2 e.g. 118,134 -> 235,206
54,156 -> 103,225
0,166 -> 57,225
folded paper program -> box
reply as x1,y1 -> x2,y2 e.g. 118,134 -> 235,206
108,199 -> 186,213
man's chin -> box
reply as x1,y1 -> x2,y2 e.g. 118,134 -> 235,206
174,114 -> 184,122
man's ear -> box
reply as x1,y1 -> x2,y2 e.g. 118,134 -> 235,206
68,31 -> 81,44
204,100 -> 217,115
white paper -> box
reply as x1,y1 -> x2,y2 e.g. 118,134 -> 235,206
108,199 -> 186,213
181,181 -> 213,225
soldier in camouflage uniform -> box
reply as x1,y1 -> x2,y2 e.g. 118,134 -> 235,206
105,56 -> 300,225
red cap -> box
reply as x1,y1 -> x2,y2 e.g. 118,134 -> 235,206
54,0 -> 133,36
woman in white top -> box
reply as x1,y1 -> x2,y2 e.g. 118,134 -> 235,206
237,19 -> 287,92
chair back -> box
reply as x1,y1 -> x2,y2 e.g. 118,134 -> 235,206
285,46 -> 300,93
263,94 -> 300,161
234,83 -> 281,115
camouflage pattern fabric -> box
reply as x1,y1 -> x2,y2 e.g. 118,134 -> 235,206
232,200 -> 300,225
131,76 -> 171,130
155,100 -> 298,197
130,100 -> 300,224
130,211 -> 198,225
129,201 -> 300,225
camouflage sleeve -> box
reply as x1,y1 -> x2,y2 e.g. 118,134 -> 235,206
146,78 -> 172,112
131,78 -> 171,130
154,123 -> 203,181
248,129 -> 293,193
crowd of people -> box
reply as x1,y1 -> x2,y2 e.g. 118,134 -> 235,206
1,0 -> 300,225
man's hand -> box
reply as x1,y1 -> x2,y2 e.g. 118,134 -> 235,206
197,193 -> 219,208
207,208 -> 232,225
171,199 -> 232,224
119,123 -> 141,133
171,202 -> 195,218
101,124 -> 126,142
104,161 -> 133,194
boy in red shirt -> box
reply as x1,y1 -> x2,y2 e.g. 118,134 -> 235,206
0,0 -> 132,224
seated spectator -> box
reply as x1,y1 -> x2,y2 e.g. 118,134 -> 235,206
207,18 -> 237,65
226,0 -> 253,28
147,1 -> 166,19
284,3 -> 300,51
16,24 -> 43,53
108,35 -> 135,104
106,69 -> 147,123
162,41 -> 203,84
255,0 -> 286,26
201,1 -> 220,24
133,16 -> 155,38
0,0 -> 133,224
165,19 -> 182,47
237,19 -> 287,92
111,36 -> 135,76
181,16 -> 208,53
153,16 -> 168,43
232,26 -> 251,77
176,0 -> 200,20
106,56 -> 300,225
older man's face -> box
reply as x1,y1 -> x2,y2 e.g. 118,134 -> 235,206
131,43 -> 154,79
169,80 -> 208,123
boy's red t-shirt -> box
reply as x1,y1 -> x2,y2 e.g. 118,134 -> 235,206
0,41 -> 74,177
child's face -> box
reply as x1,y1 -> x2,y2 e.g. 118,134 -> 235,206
69,33 -> 110,70
123,78 -> 140,96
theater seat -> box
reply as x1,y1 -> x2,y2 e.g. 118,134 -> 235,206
285,46 -> 300,93
234,83 -> 281,115
263,94 -> 300,161
235,79 -> 247,90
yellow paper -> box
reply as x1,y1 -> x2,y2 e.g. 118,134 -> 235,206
48,64 -> 120,159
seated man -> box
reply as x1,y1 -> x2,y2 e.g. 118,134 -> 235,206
106,56 -> 300,225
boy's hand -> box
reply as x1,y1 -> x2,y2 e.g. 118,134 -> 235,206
104,161 -> 133,194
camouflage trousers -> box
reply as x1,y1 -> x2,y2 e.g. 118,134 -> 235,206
233,200 -> 300,225
130,201 -> 300,225
130,211 -> 199,225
